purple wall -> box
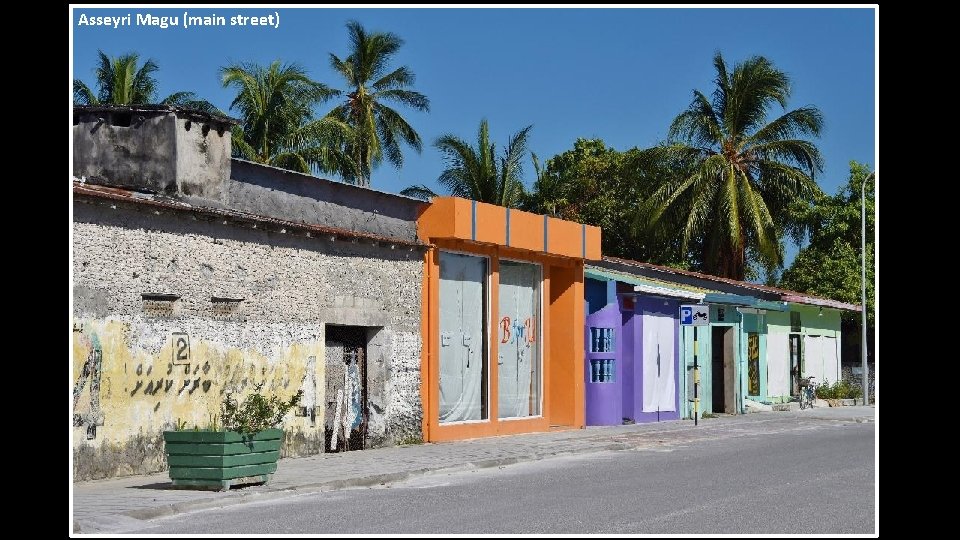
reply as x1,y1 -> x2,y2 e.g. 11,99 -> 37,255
583,282 -> 682,426
584,302 -> 623,425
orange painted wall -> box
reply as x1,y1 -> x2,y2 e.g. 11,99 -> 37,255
417,197 -> 595,442
546,263 -> 585,427
420,240 -> 584,442
547,217 -> 583,259
585,225 -> 602,260
474,202 -> 507,245
508,208 -> 544,252
417,197 -> 600,260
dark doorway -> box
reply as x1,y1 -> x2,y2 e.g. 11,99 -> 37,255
324,325 -> 368,452
789,334 -> 802,396
711,326 -> 735,413
712,327 -> 725,412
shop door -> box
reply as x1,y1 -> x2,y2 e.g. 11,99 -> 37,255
642,311 -> 676,417
325,326 -> 367,452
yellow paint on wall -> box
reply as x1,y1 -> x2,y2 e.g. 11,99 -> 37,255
72,318 -> 325,450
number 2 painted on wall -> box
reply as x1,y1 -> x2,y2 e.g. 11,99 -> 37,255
172,332 -> 190,364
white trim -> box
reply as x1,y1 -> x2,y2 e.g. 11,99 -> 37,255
437,418 -> 492,426
633,283 -> 706,300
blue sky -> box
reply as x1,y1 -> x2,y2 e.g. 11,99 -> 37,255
72,6 -> 876,267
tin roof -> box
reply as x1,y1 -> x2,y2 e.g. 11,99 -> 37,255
601,256 -> 860,312
73,181 -> 427,248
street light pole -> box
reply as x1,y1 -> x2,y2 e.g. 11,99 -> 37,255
861,173 -> 873,405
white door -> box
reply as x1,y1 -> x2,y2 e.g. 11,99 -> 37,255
821,336 -> 839,386
766,333 -> 790,397
642,311 -> 676,412
802,335 -> 825,383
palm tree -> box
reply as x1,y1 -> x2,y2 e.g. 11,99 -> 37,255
638,52 -> 824,279
426,119 -> 532,207
222,60 -> 355,176
523,153 -> 571,217
73,50 -> 218,112
326,21 -> 430,186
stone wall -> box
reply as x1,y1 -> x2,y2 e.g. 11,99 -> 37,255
72,198 -> 424,480
841,363 -> 876,403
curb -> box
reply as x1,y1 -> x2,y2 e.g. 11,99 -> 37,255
76,441 -> 633,531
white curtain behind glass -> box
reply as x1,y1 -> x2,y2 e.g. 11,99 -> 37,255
497,261 -> 540,418
439,252 -> 485,423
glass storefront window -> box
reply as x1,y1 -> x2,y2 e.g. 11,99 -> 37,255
497,260 -> 542,418
438,252 -> 488,423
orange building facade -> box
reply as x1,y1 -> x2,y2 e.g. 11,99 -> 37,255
418,197 -> 601,442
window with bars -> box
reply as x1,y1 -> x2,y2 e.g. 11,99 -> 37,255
589,358 -> 616,383
589,327 -> 615,352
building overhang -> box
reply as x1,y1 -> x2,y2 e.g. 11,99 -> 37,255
417,197 -> 601,260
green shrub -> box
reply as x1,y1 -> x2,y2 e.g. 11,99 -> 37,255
815,379 -> 833,399
221,383 -> 302,434
814,379 -> 863,400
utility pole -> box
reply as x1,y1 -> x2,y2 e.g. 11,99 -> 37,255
862,173 -> 873,405
693,326 -> 698,426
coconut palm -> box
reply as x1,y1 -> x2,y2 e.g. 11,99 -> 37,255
326,20 -> 430,186
427,119 -> 531,207
638,52 -> 824,279
523,153 -> 571,217
222,60 -> 355,176
73,50 -> 218,112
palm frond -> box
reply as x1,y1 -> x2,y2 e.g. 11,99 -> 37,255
73,80 -> 98,105
400,184 -> 438,200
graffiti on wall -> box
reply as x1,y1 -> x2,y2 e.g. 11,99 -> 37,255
296,355 -> 319,426
127,332 -> 214,413
73,318 -> 320,453
73,326 -> 104,440
748,332 -> 760,396
499,316 -> 537,345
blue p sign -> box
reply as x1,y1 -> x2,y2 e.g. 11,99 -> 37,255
680,306 -> 693,325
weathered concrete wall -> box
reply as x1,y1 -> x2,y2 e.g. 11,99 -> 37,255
224,159 -> 426,243
173,116 -> 232,199
73,108 -> 232,198
73,111 -> 177,193
840,364 -> 875,402
72,199 -> 424,480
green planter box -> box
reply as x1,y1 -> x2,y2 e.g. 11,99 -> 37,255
163,429 -> 283,490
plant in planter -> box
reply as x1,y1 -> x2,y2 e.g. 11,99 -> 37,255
163,384 -> 302,491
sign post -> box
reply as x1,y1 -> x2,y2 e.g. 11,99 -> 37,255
680,304 -> 710,426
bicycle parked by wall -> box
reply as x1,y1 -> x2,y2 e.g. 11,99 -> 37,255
798,376 -> 817,410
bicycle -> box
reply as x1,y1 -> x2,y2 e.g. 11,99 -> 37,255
798,376 -> 816,410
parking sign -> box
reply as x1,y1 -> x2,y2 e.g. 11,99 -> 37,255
680,304 -> 710,326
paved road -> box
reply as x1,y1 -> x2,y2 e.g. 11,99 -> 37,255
125,413 -> 875,534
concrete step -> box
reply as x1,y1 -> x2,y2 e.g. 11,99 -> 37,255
772,402 -> 800,412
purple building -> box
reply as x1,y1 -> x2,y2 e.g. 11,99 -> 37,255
584,268 -> 682,425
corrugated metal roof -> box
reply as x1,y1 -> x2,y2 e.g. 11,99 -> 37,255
601,256 -> 860,312
72,181 -> 427,248
588,266 -> 707,291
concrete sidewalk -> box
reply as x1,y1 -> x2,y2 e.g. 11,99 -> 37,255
73,407 -> 874,533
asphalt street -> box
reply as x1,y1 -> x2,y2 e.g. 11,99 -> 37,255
127,414 -> 875,534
